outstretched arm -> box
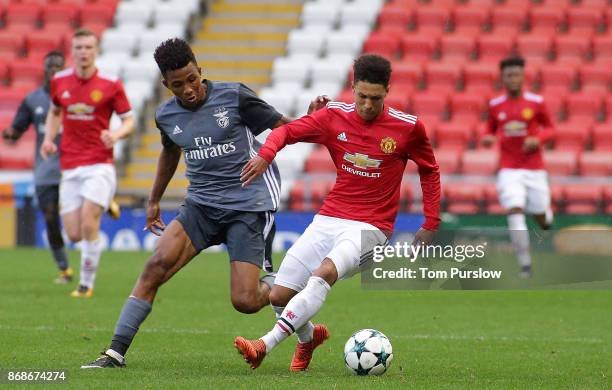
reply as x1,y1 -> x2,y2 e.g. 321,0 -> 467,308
2,98 -> 32,144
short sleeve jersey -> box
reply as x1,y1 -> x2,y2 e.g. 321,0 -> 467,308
155,80 -> 283,212
50,68 -> 132,170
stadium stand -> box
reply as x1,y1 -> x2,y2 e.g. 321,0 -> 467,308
0,0 -> 610,217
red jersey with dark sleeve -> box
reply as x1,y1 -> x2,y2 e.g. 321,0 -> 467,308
258,102 -> 441,232
486,91 -> 554,170
50,68 -> 132,170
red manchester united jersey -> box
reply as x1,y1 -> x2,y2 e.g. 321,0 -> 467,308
259,102 -> 441,232
486,91 -> 554,170
51,68 -> 132,170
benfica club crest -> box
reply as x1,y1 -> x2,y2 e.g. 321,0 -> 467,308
214,107 -> 230,128
380,136 -> 397,154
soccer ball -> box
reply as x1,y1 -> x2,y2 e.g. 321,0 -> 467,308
343,329 -> 393,375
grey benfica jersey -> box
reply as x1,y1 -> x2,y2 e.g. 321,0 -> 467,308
12,86 -> 61,186
155,80 -> 282,212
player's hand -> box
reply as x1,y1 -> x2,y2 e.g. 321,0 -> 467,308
144,201 -> 166,236
522,136 -> 540,153
240,155 -> 269,187
412,228 -> 435,247
101,129 -> 118,148
307,95 -> 331,115
2,128 -> 17,144
40,139 -> 57,160
480,134 -> 495,148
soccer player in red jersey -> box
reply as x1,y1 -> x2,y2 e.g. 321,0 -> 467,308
234,54 -> 441,371
40,29 -> 135,297
481,56 -> 555,278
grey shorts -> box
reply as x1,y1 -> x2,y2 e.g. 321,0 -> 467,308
175,199 -> 275,269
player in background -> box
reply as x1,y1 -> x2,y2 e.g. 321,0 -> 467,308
40,29 -> 135,297
235,54 -> 441,371
481,56 -> 555,278
2,51 -> 72,284
80,38 -> 326,368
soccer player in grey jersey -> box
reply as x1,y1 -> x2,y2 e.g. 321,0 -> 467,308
82,38 -> 327,368
2,51 -> 72,284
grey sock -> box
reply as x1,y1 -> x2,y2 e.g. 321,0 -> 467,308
110,296 -> 152,356
260,273 -> 276,289
51,247 -> 68,271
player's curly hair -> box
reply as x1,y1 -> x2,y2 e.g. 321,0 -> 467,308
500,56 -> 525,71
353,54 -> 391,87
154,38 -> 197,77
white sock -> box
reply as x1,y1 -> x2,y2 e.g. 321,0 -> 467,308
272,304 -> 315,344
508,214 -> 531,267
261,277 -> 330,352
80,238 -> 102,289
545,208 -> 554,226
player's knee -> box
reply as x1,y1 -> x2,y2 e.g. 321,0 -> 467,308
269,287 -> 291,307
65,226 -> 81,242
231,293 -> 260,314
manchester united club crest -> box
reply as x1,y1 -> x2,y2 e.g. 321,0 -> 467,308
380,136 -> 397,154
90,89 -> 103,103
213,107 -> 230,128
522,108 -> 534,120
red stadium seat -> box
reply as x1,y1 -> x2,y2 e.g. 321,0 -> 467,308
566,93 -> 602,120
400,34 -> 438,62
604,185 -> 612,213
503,0 -> 533,8
41,2 -> 80,27
363,34 -> 401,58
415,7 -> 451,33
0,32 -> 26,56
579,151 -> 612,176
424,62 -> 461,93
483,182 -> 505,214
477,34 -> 515,63
463,63 -> 498,92
491,7 -> 527,35
444,182 -> 484,214
440,34 -> 476,61
453,7 -> 489,35
461,150 -> 499,175
567,7 -> 603,35
398,181 -> 415,211
540,63 -> 577,91
450,93 -> 486,122
304,147 -> 335,173
26,32 -> 63,58
592,124 -> 612,151
5,3 -> 41,27
391,61 -> 422,87
529,7 -> 564,36
435,149 -> 461,175
436,122 -> 474,151
9,59 -> 43,86
80,3 -> 116,27
543,151 -> 577,176
410,92 -> 448,118
553,123 -> 589,153
563,183 -> 602,214
592,35 -> 612,62
385,89 -> 411,111
0,88 -> 26,117
540,92 -> 566,120
377,6 -> 412,29
0,61 -> 8,83
555,35 -> 591,63
579,63 -> 610,92
606,96 -> 612,117
0,137 -> 35,169
516,35 -> 552,62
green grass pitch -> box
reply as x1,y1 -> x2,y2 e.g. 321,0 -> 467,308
0,248 -> 610,389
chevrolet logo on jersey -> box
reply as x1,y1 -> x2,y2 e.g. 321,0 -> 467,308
67,103 -> 94,115
503,120 -> 527,137
343,152 -> 382,169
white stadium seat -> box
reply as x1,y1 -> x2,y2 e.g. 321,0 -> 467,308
101,28 -> 139,55
258,88 -> 297,116
272,57 -> 311,85
310,57 -> 352,85
287,29 -> 326,57
115,2 -> 153,28
301,2 -> 340,29
339,3 -> 381,28
152,3 -> 192,27
122,55 -> 159,84
325,31 -> 366,57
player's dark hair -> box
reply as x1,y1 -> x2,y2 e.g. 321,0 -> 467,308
154,38 -> 197,77
44,50 -> 64,60
353,54 -> 391,87
500,56 -> 525,71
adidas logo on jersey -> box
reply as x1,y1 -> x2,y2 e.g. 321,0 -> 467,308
61,90 -> 70,99
337,132 -> 347,142
172,125 -> 183,135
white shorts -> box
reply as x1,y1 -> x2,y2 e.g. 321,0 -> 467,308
60,163 -> 117,215
496,168 -> 550,214
275,214 -> 388,292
